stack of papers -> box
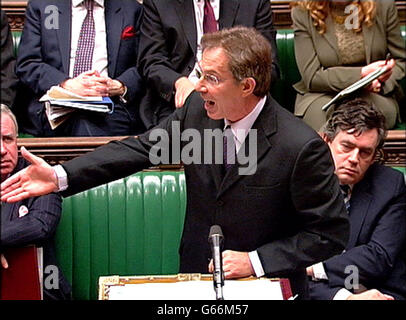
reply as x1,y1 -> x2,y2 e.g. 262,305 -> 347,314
40,86 -> 114,129
107,279 -> 286,300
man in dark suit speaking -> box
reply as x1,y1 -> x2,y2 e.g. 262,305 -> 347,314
1,27 -> 349,300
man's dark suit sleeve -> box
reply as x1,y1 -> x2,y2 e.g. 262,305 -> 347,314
15,1 -> 68,94
137,0 -> 186,103
1,9 -> 18,107
257,137 -> 349,275
108,1 -> 144,104
61,106 -> 188,197
0,193 -> 62,248
323,172 -> 406,289
309,281 -> 342,300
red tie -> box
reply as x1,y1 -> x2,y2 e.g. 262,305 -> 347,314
203,0 -> 217,34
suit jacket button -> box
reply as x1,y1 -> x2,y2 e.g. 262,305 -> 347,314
217,200 -> 224,206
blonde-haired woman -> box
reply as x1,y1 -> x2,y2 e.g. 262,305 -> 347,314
291,0 -> 405,131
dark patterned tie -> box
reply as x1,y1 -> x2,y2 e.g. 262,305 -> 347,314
223,126 -> 236,171
73,0 -> 95,77
340,184 -> 351,213
203,0 -> 217,34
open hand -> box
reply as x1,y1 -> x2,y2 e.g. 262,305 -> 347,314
1,147 -> 57,203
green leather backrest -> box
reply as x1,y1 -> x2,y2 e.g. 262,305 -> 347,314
11,30 -> 22,57
55,170 -> 187,300
271,29 -> 300,113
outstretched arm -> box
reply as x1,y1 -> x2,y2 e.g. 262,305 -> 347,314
1,147 -> 58,203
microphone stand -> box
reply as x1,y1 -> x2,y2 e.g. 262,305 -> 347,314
208,225 -> 224,300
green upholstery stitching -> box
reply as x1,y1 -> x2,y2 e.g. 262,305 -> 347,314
55,171 -> 186,300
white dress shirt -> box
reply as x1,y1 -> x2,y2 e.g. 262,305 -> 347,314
69,0 -> 108,77
224,96 -> 266,154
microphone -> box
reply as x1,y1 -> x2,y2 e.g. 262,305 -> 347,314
208,225 -> 224,300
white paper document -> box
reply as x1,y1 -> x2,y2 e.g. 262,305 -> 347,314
322,66 -> 388,111
40,85 -> 104,102
107,279 -> 285,300
40,86 -> 114,129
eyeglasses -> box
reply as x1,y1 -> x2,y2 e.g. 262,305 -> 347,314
195,64 -> 221,86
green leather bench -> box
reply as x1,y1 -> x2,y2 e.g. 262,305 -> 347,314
55,170 -> 186,300
55,164 -> 404,301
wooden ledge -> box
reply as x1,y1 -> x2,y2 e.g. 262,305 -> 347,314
17,136 -> 129,165
17,130 -> 406,167
375,130 -> 406,167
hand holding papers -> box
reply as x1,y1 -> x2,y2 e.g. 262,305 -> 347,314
322,54 -> 395,111
322,65 -> 388,111
40,86 -> 114,129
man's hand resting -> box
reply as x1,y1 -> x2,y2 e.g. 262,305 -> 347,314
174,76 -> 195,108
347,289 -> 395,300
208,250 -> 255,279
1,254 -> 8,269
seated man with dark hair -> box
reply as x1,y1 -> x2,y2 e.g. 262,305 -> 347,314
307,98 -> 406,300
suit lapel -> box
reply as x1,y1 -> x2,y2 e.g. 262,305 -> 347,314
105,0 -> 123,77
176,0 -> 198,56
362,23 -> 375,64
1,160 -> 25,222
56,0 -> 72,74
219,0 -> 239,29
217,96 -> 276,198
322,16 -> 341,62
346,178 -> 372,248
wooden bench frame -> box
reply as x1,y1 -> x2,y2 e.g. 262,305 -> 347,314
17,131 -> 406,168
